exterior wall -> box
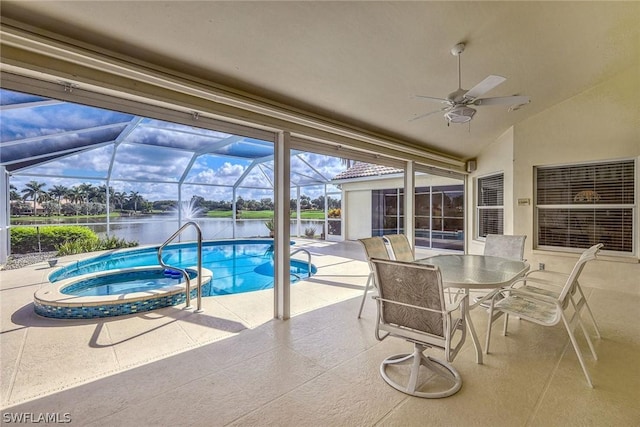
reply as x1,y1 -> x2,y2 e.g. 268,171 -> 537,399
341,174 -> 462,241
467,127 -> 514,256
474,67 -> 639,294
345,190 -> 371,240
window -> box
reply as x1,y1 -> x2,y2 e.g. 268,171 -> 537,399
477,174 -> 504,238
371,185 -> 464,251
536,160 -> 635,254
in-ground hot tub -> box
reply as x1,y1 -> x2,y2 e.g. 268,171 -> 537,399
34,266 -> 213,319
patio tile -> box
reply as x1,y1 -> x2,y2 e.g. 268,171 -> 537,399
103,312 -> 198,368
7,322 -> 118,405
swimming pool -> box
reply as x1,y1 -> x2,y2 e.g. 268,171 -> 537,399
35,240 -> 316,319
49,239 -> 316,295
34,266 -> 213,319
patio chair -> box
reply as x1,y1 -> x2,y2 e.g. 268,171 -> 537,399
476,234 -> 527,307
357,237 -> 391,318
370,258 -> 467,398
520,243 -> 603,338
485,244 -> 602,387
484,234 -> 526,260
383,234 -> 414,262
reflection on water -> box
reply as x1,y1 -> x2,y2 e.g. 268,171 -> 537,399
12,215 -> 326,245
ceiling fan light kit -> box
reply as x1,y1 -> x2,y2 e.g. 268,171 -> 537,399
444,106 -> 476,123
412,42 -> 530,125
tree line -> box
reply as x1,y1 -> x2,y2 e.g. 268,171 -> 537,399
10,181 -> 340,216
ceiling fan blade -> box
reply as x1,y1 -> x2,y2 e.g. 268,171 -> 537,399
463,75 -> 507,101
408,107 -> 449,122
473,95 -> 531,106
413,95 -> 450,104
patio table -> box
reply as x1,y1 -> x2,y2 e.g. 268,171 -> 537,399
414,254 -> 530,364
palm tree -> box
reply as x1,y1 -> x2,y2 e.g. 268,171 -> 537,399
112,191 -> 127,211
9,184 -> 21,201
67,187 -> 84,204
49,185 -> 69,216
77,183 -> 94,215
128,191 -> 144,213
21,180 -> 47,215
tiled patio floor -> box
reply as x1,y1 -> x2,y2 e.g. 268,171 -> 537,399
1,239 -> 638,426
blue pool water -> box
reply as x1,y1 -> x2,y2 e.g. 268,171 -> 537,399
63,269 -> 199,296
51,240 -> 316,296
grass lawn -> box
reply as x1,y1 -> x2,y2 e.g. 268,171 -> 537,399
11,212 -> 122,223
206,210 -> 326,220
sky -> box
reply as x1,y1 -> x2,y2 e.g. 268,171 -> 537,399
2,89 -> 348,202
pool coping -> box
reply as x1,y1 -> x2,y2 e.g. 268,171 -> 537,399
34,266 -> 213,308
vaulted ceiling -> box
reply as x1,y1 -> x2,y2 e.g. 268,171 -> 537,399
1,1 -> 638,161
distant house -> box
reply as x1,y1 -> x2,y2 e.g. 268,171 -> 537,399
332,162 -> 464,251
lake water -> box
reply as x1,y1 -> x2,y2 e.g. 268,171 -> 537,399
13,215 -> 328,245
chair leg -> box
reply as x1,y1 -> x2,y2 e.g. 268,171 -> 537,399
380,344 -> 462,398
485,306 -> 495,354
577,316 -> 598,360
569,297 -> 598,360
502,313 -> 510,336
561,312 -> 594,388
576,284 -> 602,339
357,273 -> 373,318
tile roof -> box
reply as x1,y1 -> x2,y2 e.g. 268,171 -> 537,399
332,162 -> 402,181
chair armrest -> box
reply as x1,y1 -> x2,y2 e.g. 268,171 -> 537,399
525,270 -> 568,283
498,285 -> 559,304
445,293 -> 468,314
509,275 -> 564,291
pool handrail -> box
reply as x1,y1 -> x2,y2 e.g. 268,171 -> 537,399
157,221 -> 204,313
290,247 -> 312,278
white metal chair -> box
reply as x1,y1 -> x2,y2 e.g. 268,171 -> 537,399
485,244 -> 602,387
370,258 -> 467,398
357,237 -> 390,318
383,234 -> 414,262
520,243 -> 603,339
476,234 -> 527,307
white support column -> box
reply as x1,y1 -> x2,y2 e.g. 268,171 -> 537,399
324,184 -> 328,240
404,160 -> 416,253
232,188 -> 237,239
274,131 -> 291,320
296,186 -> 301,237
0,167 -> 9,264
105,179 -> 111,237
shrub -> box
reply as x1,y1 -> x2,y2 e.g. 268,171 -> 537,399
328,208 -> 341,218
56,236 -> 137,256
10,226 -> 138,255
304,227 -> 316,238
10,226 -> 98,253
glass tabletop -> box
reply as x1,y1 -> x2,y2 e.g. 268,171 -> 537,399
415,254 -> 530,289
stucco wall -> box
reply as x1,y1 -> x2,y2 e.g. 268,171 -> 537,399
481,67 -> 640,294
341,174 -> 462,241
467,127 -> 515,256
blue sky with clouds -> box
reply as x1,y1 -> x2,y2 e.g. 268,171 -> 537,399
3,89 -> 348,202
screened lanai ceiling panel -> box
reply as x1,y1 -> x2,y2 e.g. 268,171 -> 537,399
1,87 -> 363,196
239,163 -> 274,189
1,124 -> 127,165
221,139 -> 273,158
17,144 -> 114,179
110,142 -> 194,182
290,154 -> 330,186
0,90 -> 48,106
128,119 -> 239,152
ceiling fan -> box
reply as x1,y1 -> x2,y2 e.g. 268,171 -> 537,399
411,43 -> 530,125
